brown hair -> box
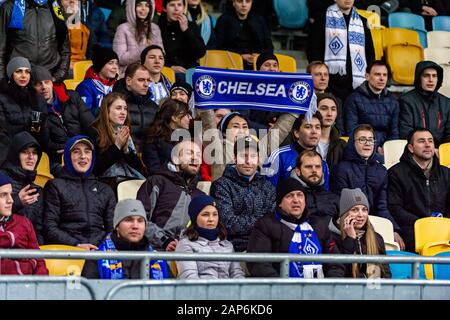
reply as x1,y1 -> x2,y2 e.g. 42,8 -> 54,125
135,1 -> 153,43
184,221 -> 228,241
296,149 -> 323,169
306,61 -> 329,74
353,124 -> 375,139
91,92 -> 131,152
125,62 -> 150,79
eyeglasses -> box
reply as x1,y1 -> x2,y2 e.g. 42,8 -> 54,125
356,137 -> 376,145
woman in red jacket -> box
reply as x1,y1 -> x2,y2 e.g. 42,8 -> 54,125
0,172 -> 48,275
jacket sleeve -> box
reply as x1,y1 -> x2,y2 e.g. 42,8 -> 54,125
387,100 -> 400,141
261,150 -> 282,187
113,25 -> 140,67
259,15 -> 273,53
344,95 -> 359,135
306,13 -> 325,62
228,246 -> 245,279
73,91 -> 95,131
25,218 -> 49,275
184,22 -> 207,60
373,171 -> 401,232
53,33 -> 71,82
81,259 -> 100,279
325,236 -> 355,278
43,181 -> 81,246
398,97 -> 415,139
175,239 -> 200,279
91,187 -> 115,246
246,218 -> 279,277
329,164 -> 348,194
0,3 -> 10,80
75,81 -> 95,114
142,142 -> 162,174
94,144 -> 124,176
214,15 -> 226,50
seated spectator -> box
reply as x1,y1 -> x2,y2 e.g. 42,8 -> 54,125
0,124 -> 9,166
256,52 -> 279,72
290,150 -> 339,223
169,81 -> 193,104
107,0 -> 128,39
0,57 -> 49,150
330,124 -> 404,249
175,194 -> 245,279
185,0 -> 216,48
0,132 -> 44,244
141,44 -> 172,106
215,0 -> 273,70
82,199 -> 170,279
113,0 -> 164,76
79,0 -> 113,48
113,63 -> 159,151
326,188 -> 391,278
247,178 -> 329,278
43,135 -> 116,248
158,0 -> 206,76
76,45 -> 119,117
399,61 -> 450,146
307,0 -> 375,103
90,92 -> 144,190
398,0 -> 448,30
32,65 -> 94,175
0,0 -> 70,81
316,93 -> 346,172
345,60 -> 400,153
137,139 -> 204,250
262,112 -> 329,189
0,173 -> 48,275
142,99 -> 192,173
388,128 -> 450,252
210,135 -> 276,252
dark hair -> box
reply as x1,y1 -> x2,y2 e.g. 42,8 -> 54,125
306,61 -> 329,74
292,112 -> 323,132
353,124 -> 375,139
124,62 -> 150,79
296,149 -> 323,169
366,59 -> 390,76
140,45 -> 165,64
163,0 -> 182,7
406,128 -> 434,145
184,221 -> 228,241
135,1 -> 153,43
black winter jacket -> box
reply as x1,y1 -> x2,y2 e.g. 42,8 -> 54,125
142,138 -> 176,174
0,0 -> 70,81
210,165 -> 276,252
324,125 -> 347,172
388,147 -> 450,251
399,61 -> 450,145
43,169 -> 116,246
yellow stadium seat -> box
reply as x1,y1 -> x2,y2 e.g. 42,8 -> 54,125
427,31 -> 450,48
414,217 -> 450,279
357,10 -> 385,60
63,79 -> 81,90
383,139 -> 407,169
382,28 -> 421,50
199,50 -> 244,70
197,181 -> 212,195
424,48 -> 450,65
35,152 -> 54,187
252,53 -> 297,72
371,28 -> 384,60
357,9 -> 384,29
40,244 -> 86,276
439,143 -> 450,167
340,136 -> 349,143
73,60 -> 92,81
117,179 -> 146,201
162,66 -> 176,83
385,43 -> 424,85
368,215 -> 400,251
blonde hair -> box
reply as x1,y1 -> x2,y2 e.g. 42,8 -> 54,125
183,0 -> 209,24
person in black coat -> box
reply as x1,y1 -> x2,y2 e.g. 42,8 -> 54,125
388,128 -> 450,252
215,0 -> 273,70
0,132 -> 44,244
43,135 -> 116,249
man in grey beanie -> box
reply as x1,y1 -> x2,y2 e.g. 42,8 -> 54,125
82,199 -> 170,279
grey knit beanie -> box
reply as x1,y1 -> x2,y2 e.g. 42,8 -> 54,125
6,57 -> 31,80
31,65 -> 52,83
113,199 -> 148,229
339,188 -> 370,216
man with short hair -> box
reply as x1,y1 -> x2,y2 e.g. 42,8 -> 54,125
399,61 -> 450,145
388,128 -> 450,252
210,135 -> 276,252
137,140 -> 204,251
344,60 -> 400,152
291,150 -> 339,222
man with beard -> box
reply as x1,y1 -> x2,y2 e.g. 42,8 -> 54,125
388,128 -> 450,252
290,150 -> 339,223
137,139 -> 204,251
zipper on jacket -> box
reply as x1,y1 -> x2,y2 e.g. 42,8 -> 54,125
426,179 -> 431,216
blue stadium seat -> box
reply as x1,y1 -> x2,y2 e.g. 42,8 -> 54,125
432,251 -> 450,280
273,0 -> 308,29
386,250 -> 426,279
388,12 -> 427,47
432,16 -> 450,32
99,7 -> 112,21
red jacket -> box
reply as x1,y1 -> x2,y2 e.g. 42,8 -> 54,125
0,215 -> 48,275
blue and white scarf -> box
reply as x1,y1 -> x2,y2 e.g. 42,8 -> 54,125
97,234 -> 169,280
275,212 -> 324,279
9,0 -> 48,30
324,4 -> 366,89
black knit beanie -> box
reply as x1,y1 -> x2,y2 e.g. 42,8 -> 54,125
92,45 -> 119,74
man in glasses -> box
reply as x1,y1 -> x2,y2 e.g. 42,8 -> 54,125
330,124 -> 404,249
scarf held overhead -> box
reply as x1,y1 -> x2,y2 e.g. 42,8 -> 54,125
193,67 -> 315,114
324,4 -> 367,89
9,0 -> 49,30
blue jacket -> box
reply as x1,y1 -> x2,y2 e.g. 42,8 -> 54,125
210,165 -> 276,252
330,133 -> 400,231
76,78 -> 113,117
344,81 -> 399,149
262,142 -> 329,189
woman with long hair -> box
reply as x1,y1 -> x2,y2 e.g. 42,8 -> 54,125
183,0 -> 216,47
113,0 -> 164,76
175,194 -> 245,279
90,92 -> 144,188
142,99 -> 192,173
326,188 -> 391,278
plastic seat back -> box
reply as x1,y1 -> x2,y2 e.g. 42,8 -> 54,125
197,181 -> 212,195
40,244 -> 86,276
439,143 -> 450,167
199,50 -> 244,70
386,250 -> 426,279
273,0 -> 308,29
382,28 -> 421,50
368,215 -> 400,251
385,43 -> 424,85
117,179 -> 146,201
432,251 -> 450,280
414,217 -> 450,254
73,60 -> 92,81
63,79 -> 81,90
388,12 -> 427,47
162,66 -> 176,83
253,53 -> 297,72
440,86 -> 450,98
427,31 -> 450,48
35,152 -> 54,187
432,16 -> 450,31
383,139 -> 407,169
424,48 -> 450,65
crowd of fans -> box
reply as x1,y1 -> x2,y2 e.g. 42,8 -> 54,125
0,0 -> 449,280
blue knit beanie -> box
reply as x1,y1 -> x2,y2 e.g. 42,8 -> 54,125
0,173 -> 12,187
188,195 -> 216,223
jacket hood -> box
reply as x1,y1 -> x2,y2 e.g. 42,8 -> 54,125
289,168 -> 325,189
328,218 -> 341,236
342,129 -> 379,164
63,135 -> 96,178
127,0 -> 155,27
399,143 -> 440,174
157,162 -> 199,189
414,61 -> 444,92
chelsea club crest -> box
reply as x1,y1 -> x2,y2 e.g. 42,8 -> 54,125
289,81 -> 311,104
195,75 -> 216,99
